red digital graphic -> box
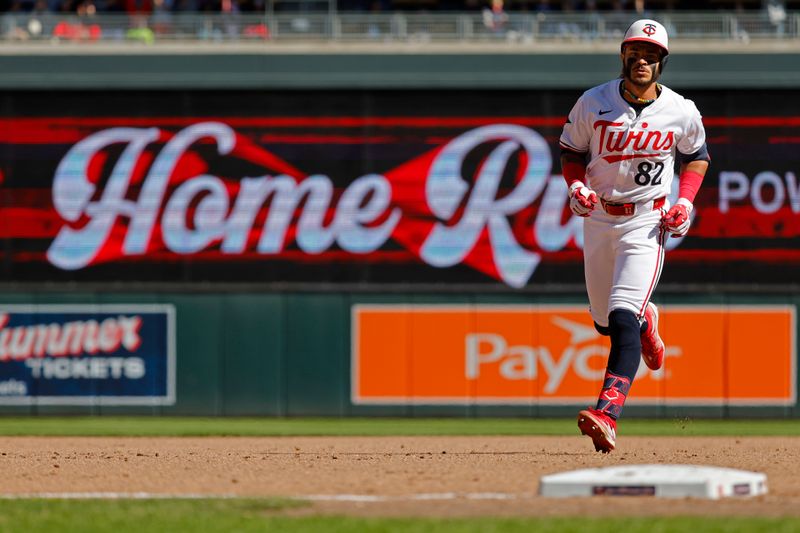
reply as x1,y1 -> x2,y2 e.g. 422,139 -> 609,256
0,111 -> 798,286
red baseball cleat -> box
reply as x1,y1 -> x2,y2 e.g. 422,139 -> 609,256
577,408 -> 617,453
641,302 -> 665,371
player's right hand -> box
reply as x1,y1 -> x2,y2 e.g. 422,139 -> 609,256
568,182 -> 598,217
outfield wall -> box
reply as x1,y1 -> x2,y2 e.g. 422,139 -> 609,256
0,292 -> 797,418
1,51 -> 799,416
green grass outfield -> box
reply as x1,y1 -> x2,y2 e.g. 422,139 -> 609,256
1,418 -> 798,532
0,416 -> 798,437
0,500 -> 797,533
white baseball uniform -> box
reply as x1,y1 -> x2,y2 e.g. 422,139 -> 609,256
559,80 -> 706,327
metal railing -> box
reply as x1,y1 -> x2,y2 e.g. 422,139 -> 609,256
1,11 -> 798,45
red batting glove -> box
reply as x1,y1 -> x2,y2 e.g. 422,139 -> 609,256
662,199 -> 693,237
568,182 -> 598,217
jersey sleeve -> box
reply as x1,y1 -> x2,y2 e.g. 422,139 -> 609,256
559,94 -> 592,154
676,99 -> 707,156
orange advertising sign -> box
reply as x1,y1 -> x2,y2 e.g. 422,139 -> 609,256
352,305 -> 796,406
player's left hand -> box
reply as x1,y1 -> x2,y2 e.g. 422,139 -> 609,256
662,199 -> 693,237
568,182 -> 598,217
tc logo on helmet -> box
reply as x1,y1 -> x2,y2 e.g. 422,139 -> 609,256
642,23 -> 657,35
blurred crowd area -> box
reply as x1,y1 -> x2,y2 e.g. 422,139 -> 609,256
1,0 -> 264,14
0,0 -> 793,44
0,0 -> 793,14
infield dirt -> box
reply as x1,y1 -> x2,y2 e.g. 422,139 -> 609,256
1,435 -> 798,517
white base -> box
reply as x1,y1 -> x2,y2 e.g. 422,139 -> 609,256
539,464 -> 767,499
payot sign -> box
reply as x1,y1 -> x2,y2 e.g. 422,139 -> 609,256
352,305 -> 796,406
0,305 -> 175,405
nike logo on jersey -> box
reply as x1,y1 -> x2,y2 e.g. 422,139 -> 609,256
598,109 -> 613,116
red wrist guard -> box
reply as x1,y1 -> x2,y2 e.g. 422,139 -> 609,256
562,161 -> 587,189
678,170 -> 705,203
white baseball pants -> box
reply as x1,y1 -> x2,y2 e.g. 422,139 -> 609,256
583,199 -> 668,328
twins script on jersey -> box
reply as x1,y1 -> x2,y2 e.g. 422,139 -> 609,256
559,80 -> 706,204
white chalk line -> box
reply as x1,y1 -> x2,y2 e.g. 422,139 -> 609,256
0,492 -> 533,502
305,492 -> 531,502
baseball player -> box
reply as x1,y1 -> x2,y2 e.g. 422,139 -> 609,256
559,19 -> 710,453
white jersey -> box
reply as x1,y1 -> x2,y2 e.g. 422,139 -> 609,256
559,79 -> 706,204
